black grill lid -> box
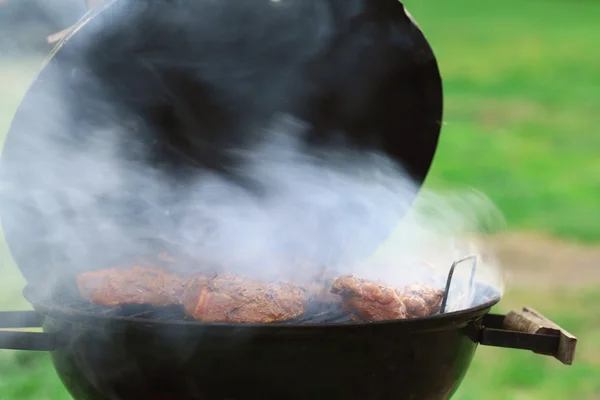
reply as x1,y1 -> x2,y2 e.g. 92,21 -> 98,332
0,0 -> 443,286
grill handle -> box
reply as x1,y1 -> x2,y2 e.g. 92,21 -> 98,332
0,311 -> 64,351
479,307 -> 577,365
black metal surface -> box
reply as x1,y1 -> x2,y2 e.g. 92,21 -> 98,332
479,313 -> 563,357
0,310 -> 44,328
0,330 -> 62,351
0,311 -> 63,351
45,315 -> 482,400
480,326 -> 560,356
34,284 -> 496,400
0,0 -> 443,287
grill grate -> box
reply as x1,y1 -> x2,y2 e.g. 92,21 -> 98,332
36,256 -> 492,325
56,300 -> 187,321
48,292 -> 353,325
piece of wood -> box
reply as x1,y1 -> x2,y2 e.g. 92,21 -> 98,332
503,307 -> 577,365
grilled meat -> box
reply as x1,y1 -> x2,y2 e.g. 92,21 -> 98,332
183,274 -> 308,323
397,284 -> 444,318
77,267 -> 307,323
330,276 -> 445,321
76,266 -> 198,307
77,265 -> 441,324
330,275 -> 408,321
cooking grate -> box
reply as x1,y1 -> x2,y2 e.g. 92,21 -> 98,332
47,287 -> 354,324
39,255 -> 485,325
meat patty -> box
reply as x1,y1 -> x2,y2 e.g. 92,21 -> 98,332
330,275 -> 408,321
77,266 -> 438,324
76,266 -> 197,307
183,274 -> 308,323
397,284 -> 444,318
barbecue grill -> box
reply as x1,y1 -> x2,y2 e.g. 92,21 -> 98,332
0,257 -> 576,399
0,0 -> 577,399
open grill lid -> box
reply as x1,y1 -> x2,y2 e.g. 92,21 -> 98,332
0,0 -> 443,286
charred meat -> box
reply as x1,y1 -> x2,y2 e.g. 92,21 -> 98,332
330,276 -> 445,321
76,266 -> 196,307
183,274 -> 308,323
330,275 -> 408,321
397,284 -> 444,318
77,267 -> 308,323
77,266 -> 442,324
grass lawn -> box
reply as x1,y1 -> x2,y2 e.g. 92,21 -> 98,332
405,0 -> 600,243
1,0 -> 600,398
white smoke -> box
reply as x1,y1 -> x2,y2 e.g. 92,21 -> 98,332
0,0 -> 505,312
2,106 -> 505,307
357,189 -> 505,311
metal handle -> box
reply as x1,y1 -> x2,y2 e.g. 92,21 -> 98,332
0,311 -> 64,351
439,255 -> 478,314
479,307 -> 577,365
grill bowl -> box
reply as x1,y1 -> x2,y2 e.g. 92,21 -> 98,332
22,281 -> 501,400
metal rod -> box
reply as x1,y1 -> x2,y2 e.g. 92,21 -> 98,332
0,311 -> 44,329
439,255 -> 478,314
0,331 -> 60,351
479,328 -> 560,356
0,311 -> 65,351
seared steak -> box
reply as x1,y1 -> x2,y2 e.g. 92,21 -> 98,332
76,266 -> 197,307
330,276 -> 444,321
397,285 -> 444,318
397,284 -> 444,318
183,274 -> 308,323
77,267 -> 440,323
330,275 -> 408,321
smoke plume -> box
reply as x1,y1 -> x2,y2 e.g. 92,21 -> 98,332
0,0 -> 505,311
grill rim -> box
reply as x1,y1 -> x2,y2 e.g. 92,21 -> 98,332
23,281 -> 501,332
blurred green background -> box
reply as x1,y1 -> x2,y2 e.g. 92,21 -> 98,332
1,0 -> 599,398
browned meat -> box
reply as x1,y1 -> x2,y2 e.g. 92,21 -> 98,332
397,285 -> 444,318
76,266 -> 198,307
183,274 -> 308,323
77,267 -> 307,323
330,275 -> 408,321
76,265 -> 439,324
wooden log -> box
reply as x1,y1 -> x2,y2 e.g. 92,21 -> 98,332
503,307 -> 577,365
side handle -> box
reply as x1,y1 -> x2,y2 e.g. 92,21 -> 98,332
0,311 -> 64,351
479,307 -> 576,365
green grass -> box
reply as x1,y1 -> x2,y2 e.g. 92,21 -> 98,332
404,0 -> 600,242
1,0 -> 600,398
